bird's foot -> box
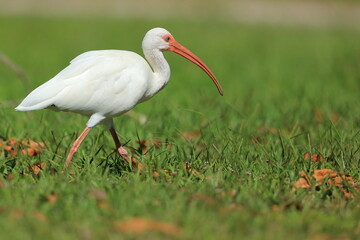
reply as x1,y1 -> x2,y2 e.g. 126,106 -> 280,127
117,146 -> 130,163
65,141 -> 81,168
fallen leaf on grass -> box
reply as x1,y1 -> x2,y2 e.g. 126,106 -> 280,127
152,169 -> 178,179
130,139 -> 172,155
294,169 -> 359,198
314,108 -> 324,123
304,153 -> 323,163
190,194 -> 217,206
0,207 -> 6,213
89,189 -> 107,201
220,203 -> 243,214
313,169 -> 338,181
135,139 -> 163,154
131,157 -> 147,172
3,208 -> 48,222
8,138 -> 18,146
28,161 -> 46,175
227,189 -> 237,197
330,113 -> 339,123
271,205 -> 282,212
32,211 -> 47,222
306,234 -> 350,240
271,201 -> 303,212
340,188 -> 355,199
21,148 -> 39,156
219,189 -> 238,198
3,145 -> 17,157
4,173 -> 14,180
10,209 -> 23,219
0,138 -> 45,158
135,140 -> 148,154
152,162 -> 205,179
22,140 -> 45,150
184,162 -> 204,178
181,131 -> 201,141
153,171 -> 160,178
313,109 -> 340,124
45,191 -> 58,204
114,217 -> 182,236
250,125 -> 278,144
257,125 -> 278,135
294,172 -> 311,188
89,189 -> 113,210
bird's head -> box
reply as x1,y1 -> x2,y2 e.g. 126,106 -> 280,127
142,28 -> 223,96
142,28 -> 173,51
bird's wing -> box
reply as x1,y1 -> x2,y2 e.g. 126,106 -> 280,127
15,50 -> 152,115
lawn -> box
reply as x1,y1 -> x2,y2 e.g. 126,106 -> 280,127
0,16 -> 359,240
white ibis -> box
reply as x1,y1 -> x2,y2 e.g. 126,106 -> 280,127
15,27 -> 223,168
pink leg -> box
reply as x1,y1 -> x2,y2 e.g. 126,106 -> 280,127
109,127 -> 130,163
65,127 -> 91,168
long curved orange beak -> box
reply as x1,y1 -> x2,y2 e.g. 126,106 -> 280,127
166,39 -> 223,96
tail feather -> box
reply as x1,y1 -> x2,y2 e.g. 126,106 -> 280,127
15,77 -> 63,111
15,102 -> 52,111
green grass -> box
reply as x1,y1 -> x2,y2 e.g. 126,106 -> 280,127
0,16 -> 359,240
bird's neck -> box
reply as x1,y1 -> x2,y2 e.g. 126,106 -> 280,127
143,48 -> 171,97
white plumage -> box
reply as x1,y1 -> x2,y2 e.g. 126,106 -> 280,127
16,50 -> 153,127
16,27 -> 223,168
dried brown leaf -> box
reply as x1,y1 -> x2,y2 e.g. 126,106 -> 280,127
162,169 -> 177,177
313,169 -> 337,182
89,189 -> 113,210
181,131 -> 201,141
250,135 -> 267,144
89,189 -> 107,201
10,209 -> 23,219
331,113 -> 339,123
294,176 -> 311,188
257,125 -> 277,134
114,217 -> 182,236
227,189 -> 237,198
32,211 -> 47,222
327,176 -> 343,187
294,169 -> 359,198
341,188 -> 355,199
135,139 -> 168,154
184,162 -> 204,178
29,161 -> 46,175
306,234 -> 350,240
314,108 -> 324,123
45,192 -> 58,204
5,173 -> 14,180
190,194 -> 217,205
136,140 -> 148,154
220,203 -> 243,214
1,138 -> 45,158
4,145 -> 17,157
22,140 -> 45,149
8,138 -> 18,147
153,171 -> 160,178
21,140 -> 44,156
304,153 -> 323,163
131,157 -> 147,172
271,205 -> 282,212
21,147 -> 39,156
